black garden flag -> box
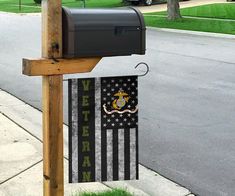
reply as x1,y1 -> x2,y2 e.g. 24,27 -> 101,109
68,76 -> 138,183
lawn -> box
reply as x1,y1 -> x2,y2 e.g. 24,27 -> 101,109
145,16 -> 235,35
180,3 -> 235,19
73,189 -> 132,196
0,0 -> 123,13
145,3 -> 235,19
63,0 -> 123,9
144,3 -> 235,35
0,0 -> 41,13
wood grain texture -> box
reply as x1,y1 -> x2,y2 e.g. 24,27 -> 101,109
41,0 -> 62,58
43,75 -> 64,196
22,57 -> 102,76
41,0 -> 64,195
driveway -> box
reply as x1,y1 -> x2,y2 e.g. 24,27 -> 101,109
1,13 -> 235,196
137,0 -> 228,13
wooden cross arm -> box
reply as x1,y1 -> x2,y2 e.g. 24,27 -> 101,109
22,57 -> 102,76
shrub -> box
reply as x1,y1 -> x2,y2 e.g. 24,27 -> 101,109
34,0 -> 41,4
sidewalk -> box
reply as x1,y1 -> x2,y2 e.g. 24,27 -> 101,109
0,89 -> 194,196
137,0 -> 229,13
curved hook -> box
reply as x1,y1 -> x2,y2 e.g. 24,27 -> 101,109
135,62 -> 149,77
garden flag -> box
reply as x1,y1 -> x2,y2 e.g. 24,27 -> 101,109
68,76 -> 139,183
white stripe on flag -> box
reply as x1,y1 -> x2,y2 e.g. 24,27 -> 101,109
95,78 -> 101,181
71,79 -> 78,182
118,128 -> 125,180
130,128 -> 136,180
107,129 -> 113,181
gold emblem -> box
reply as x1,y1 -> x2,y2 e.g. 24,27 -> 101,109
103,88 -> 138,115
112,90 -> 130,110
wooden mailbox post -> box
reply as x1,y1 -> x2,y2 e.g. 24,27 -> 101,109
22,0 -> 101,195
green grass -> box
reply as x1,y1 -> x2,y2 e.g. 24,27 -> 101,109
144,3 -> 235,35
63,0 -> 123,9
0,0 -> 123,13
72,189 -> 133,196
0,0 -> 41,13
145,16 -> 235,35
180,3 -> 235,20
145,3 -> 235,19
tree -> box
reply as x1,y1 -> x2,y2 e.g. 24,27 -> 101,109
167,0 -> 182,20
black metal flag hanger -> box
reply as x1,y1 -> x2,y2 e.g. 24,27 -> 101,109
134,62 -> 149,77
63,62 -> 149,82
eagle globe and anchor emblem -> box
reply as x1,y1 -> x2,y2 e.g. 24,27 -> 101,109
103,89 -> 138,114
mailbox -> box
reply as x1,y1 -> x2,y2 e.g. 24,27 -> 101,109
62,7 -> 146,58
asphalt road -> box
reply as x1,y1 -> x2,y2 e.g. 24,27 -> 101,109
1,13 -> 235,196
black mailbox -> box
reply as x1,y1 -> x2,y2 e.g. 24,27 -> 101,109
62,7 -> 146,58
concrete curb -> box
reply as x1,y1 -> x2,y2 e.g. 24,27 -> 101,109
147,26 -> 235,39
0,89 -> 194,195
